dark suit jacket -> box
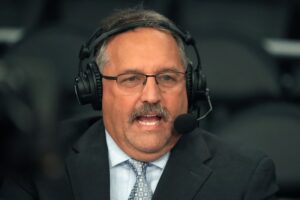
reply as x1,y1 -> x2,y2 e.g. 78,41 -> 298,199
0,117 -> 278,200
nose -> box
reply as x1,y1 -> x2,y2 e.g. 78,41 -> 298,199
140,76 -> 162,104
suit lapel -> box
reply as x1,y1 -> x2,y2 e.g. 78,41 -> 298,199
153,129 -> 213,200
66,120 -> 110,200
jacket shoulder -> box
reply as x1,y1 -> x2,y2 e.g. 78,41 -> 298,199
200,130 -> 268,162
58,113 -> 102,153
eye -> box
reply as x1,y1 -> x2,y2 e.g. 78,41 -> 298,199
118,74 -> 144,87
158,73 -> 178,82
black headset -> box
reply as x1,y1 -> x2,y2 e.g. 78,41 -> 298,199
74,20 -> 210,117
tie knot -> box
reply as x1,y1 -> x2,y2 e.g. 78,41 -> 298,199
127,159 -> 148,176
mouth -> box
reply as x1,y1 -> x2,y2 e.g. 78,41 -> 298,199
135,114 -> 163,126
129,103 -> 169,127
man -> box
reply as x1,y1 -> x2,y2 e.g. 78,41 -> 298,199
0,8 -> 278,200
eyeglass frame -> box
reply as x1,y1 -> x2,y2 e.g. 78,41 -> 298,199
100,70 -> 187,92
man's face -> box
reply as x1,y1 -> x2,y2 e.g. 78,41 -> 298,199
102,27 -> 188,161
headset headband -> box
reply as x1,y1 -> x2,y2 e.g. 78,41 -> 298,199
79,20 -> 201,72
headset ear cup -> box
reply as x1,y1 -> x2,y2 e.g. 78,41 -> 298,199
186,63 -> 194,109
186,63 -> 209,109
198,70 -> 207,96
88,62 -> 102,110
74,72 -> 90,105
74,62 -> 102,110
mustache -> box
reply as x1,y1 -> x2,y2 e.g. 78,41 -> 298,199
129,103 -> 169,123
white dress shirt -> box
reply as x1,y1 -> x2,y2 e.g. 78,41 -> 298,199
105,131 -> 170,200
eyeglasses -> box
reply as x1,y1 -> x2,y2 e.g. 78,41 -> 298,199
101,70 -> 186,93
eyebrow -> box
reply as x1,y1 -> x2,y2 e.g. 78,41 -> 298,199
117,69 -> 142,75
119,66 -> 183,75
158,67 -> 184,73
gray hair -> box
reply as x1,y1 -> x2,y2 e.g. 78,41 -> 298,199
95,8 -> 188,72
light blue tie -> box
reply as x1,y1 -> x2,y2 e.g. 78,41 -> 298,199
127,159 -> 153,200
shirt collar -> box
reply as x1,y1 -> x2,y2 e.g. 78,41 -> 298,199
150,151 -> 170,169
105,130 -> 130,168
105,130 -> 170,169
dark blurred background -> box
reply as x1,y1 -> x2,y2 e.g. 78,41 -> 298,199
0,0 -> 300,199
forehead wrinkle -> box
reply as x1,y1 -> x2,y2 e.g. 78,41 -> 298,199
114,66 -> 184,75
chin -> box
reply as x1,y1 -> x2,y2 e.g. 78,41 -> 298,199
133,134 -> 175,152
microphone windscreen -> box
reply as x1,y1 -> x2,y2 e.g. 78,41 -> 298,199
174,114 -> 198,135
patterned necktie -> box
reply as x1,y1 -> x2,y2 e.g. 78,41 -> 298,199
127,159 -> 153,200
